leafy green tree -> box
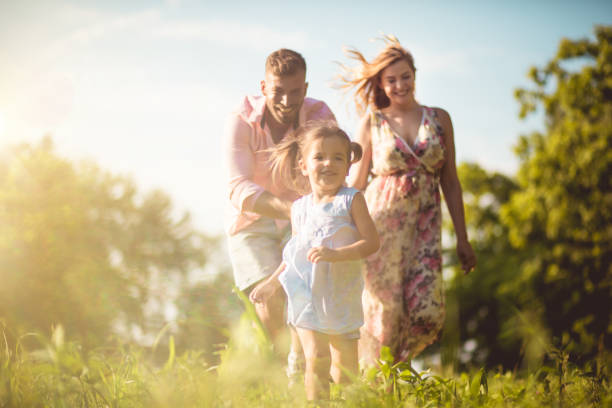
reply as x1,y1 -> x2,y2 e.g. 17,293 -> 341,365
0,138 -> 213,349
440,26 -> 611,369
506,25 -> 611,360
173,271 -> 243,364
440,163 -> 528,369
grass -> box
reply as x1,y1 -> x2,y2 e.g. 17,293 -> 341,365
1,312 -> 610,407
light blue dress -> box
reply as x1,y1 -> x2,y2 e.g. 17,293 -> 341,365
279,187 -> 364,335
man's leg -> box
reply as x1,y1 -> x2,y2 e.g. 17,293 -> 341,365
286,325 -> 305,385
228,218 -> 300,361
228,217 -> 284,333
245,279 -> 285,341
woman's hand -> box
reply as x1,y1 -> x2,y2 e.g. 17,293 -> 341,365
307,246 -> 338,263
457,239 -> 476,275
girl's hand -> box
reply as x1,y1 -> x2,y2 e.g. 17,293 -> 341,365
307,246 -> 338,263
249,279 -> 278,304
457,239 -> 476,275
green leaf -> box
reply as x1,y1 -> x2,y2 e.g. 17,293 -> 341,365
379,346 -> 394,364
163,335 -> 175,371
470,368 -> 484,397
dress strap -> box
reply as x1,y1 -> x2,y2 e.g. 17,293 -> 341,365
338,187 -> 359,211
370,110 -> 382,129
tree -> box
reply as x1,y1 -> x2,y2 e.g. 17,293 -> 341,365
173,271 -> 242,364
0,138 -> 215,349
440,26 -> 611,369
439,163 -> 529,370
506,25 -> 611,360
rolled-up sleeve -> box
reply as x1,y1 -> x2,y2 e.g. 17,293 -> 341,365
308,100 -> 336,123
226,115 -> 265,213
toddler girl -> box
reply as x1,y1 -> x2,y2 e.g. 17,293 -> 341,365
249,122 -> 380,400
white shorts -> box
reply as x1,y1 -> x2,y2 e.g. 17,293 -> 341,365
227,217 -> 291,291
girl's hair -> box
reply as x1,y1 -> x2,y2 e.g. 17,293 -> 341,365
337,35 -> 416,115
270,121 -> 363,195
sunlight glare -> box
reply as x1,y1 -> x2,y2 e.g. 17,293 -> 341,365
0,112 -> 5,137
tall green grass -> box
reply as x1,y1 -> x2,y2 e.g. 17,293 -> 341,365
1,306 -> 609,407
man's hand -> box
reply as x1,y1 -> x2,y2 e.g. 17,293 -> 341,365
252,191 -> 292,220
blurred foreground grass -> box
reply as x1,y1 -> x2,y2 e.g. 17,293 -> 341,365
1,311 -> 609,408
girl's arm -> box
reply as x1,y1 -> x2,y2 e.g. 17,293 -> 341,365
249,262 -> 286,304
307,192 -> 380,263
249,220 -> 296,303
436,107 -> 477,274
347,114 -> 373,190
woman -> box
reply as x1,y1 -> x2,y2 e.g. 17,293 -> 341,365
341,36 -> 477,365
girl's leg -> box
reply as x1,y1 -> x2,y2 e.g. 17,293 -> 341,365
329,335 -> 358,384
295,327 -> 330,400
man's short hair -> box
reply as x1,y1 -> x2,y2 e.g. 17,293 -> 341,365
265,49 -> 306,77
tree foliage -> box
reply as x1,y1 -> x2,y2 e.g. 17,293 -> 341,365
0,138 -> 214,349
506,25 -> 612,359
441,163 -> 528,369
173,271 -> 242,363
443,26 -> 611,368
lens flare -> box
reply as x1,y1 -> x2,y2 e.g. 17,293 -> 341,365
0,112 -> 5,137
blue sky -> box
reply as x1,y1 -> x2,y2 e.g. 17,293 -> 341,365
1,0 -> 610,234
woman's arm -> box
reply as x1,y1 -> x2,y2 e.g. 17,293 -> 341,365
436,107 -> 477,274
307,192 -> 380,263
347,114 -> 373,191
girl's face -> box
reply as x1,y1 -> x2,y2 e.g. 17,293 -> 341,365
379,59 -> 415,106
299,135 -> 350,194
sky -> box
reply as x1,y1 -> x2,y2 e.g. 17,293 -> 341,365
1,0 -> 610,236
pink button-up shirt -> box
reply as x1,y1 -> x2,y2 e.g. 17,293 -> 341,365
225,95 -> 335,235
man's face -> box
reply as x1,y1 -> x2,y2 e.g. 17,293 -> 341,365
261,70 -> 308,126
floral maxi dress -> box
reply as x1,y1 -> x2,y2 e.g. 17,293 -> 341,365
360,106 -> 446,365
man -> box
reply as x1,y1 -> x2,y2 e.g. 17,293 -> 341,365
225,49 -> 335,369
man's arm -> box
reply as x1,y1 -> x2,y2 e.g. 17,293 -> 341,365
226,115 -> 265,212
306,99 -> 336,123
252,191 -> 292,219
254,99 -> 336,219
226,114 -> 291,219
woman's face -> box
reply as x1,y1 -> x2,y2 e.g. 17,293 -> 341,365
379,59 -> 415,106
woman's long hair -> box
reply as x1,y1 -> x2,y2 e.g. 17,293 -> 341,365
337,35 -> 416,116
269,121 -> 363,195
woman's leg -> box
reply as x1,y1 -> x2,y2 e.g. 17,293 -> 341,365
295,327 -> 330,400
329,335 -> 358,384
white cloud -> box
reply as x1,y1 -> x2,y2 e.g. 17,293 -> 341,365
414,44 -> 510,77
47,7 -> 309,56
151,19 -> 310,51
419,49 -> 471,75
74,10 -> 161,44
54,4 -> 109,25
405,44 -> 472,76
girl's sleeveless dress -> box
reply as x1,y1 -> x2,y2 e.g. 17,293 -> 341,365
360,106 -> 447,364
279,187 -> 364,335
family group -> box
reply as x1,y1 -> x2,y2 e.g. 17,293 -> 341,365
224,38 -> 476,401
